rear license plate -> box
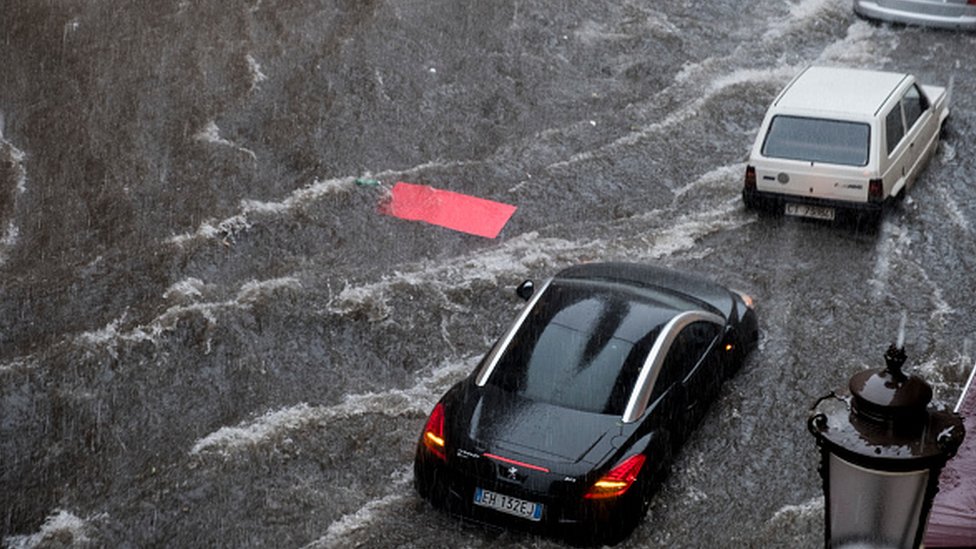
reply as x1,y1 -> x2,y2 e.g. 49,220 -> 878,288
473,487 -> 543,521
785,202 -> 835,221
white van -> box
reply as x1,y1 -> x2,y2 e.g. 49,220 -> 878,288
743,66 -> 949,224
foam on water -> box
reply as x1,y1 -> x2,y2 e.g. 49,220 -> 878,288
3,509 -> 103,549
166,176 -> 354,245
934,183 -> 970,231
672,163 -> 746,199
817,20 -> 897,66
548,64 -> 798,172
760,0 -> 847,38
246,54 -> 268,90
193,120 -> 257,160
868,222 -> 910,300
302,466 -> 413,549
0,356 -> 36,374
76,276 -> 301,355
629,196 -> 752,261
763,495 -> 824,540
0,127 -> 28,266
190,354 -> 478,455
162,277 -> 208,301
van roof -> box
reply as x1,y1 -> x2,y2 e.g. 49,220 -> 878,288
774,66 -> 910,117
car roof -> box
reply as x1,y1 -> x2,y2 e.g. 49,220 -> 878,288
774,66 -> 910,118
542,278 -> 683,343
554,262 -> 728,317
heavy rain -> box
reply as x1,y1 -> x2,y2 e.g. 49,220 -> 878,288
1,0 -> 974,547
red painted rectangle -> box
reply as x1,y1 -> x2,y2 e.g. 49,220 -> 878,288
381,182 -> 517,238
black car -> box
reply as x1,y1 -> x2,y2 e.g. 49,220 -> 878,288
414,262 -> 759,544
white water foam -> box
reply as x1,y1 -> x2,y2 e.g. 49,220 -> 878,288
191,355 -> 477,456
817,20 -> 896,67
0,123 -> 28,266
0,356 -> 36,374
193,120 -> 257,161
3,509 -> 104,549
548,64 -> 798,172
76,276 -> 301,355
768,496 -> 824,524
246,54 -> 268,90
162,277 -> 208,301
166,176 -> 353,245
762,0 -> 847,40
302,466 -> 414,549
935,183 -> 970,232
868,222 -> 910,300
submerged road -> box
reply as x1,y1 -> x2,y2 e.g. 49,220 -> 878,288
2,1 -> 975,547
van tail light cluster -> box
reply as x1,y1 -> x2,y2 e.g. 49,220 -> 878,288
422,403 -> 447,461
868,179 -> 883,203
584,454 -> 646,499
744,165 -> 757,190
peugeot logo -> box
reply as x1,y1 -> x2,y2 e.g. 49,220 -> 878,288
506,466 -> 519,480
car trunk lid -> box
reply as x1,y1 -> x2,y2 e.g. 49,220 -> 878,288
468,387 -> 616,466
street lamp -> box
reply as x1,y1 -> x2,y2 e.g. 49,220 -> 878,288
808,344 -> 966,549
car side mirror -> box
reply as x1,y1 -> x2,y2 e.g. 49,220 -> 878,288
516,280 -> 534,301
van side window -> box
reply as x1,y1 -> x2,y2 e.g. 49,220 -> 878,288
885,106 -> 905,156
901,85 -> 926,130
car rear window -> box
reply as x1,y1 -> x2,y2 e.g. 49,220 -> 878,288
762,115 -> 870,167
486,283 -> 664,415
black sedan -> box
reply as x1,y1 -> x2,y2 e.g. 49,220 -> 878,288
414,262 -> 759,545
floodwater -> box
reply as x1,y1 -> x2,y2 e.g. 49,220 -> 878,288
2,0 -> 974,547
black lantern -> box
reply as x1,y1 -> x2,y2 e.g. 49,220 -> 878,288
808,344 -> 966,549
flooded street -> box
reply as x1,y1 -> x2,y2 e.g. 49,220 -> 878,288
2,0 -> 975,547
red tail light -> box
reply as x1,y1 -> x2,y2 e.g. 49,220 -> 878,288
868,178 -> 883,203
422,403 -> 446,461
744,165 -> 756,190
584,454 -> 646,500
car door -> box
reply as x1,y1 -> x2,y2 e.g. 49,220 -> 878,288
882,101 -> 910,199
660,321 -> 723,428
900,83 -> 937,190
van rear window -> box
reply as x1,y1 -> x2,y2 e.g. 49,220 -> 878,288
761,116 -> 870,167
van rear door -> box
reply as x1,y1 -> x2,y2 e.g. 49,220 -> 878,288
754,115 -> 871,203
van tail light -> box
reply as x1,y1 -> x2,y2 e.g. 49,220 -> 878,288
744,165 -> 757,190
422,403 -> 446,461
584,454 -> 646,500
868,179 -> 883,203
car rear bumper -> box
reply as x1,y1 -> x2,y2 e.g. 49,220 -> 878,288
743,188 -> 884,216
853,0 -> 976,30
414,451 -> 637,541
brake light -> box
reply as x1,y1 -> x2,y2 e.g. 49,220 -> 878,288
744,165 -> 756,190
868,179 -> 883,203
422,403 -> 446,461
584,454 -> 646,500
484,452 -> 550,473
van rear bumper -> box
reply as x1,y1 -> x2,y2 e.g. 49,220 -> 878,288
743,188 -> 884,216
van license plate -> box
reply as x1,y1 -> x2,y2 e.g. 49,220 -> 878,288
473,487 -> 543,521
785,203 -> 835,221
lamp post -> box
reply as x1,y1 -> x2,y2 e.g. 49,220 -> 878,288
808,344 -> 966,549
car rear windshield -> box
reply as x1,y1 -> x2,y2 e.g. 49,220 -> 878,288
486,282 -> 664,415
762,115 -> 870,167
